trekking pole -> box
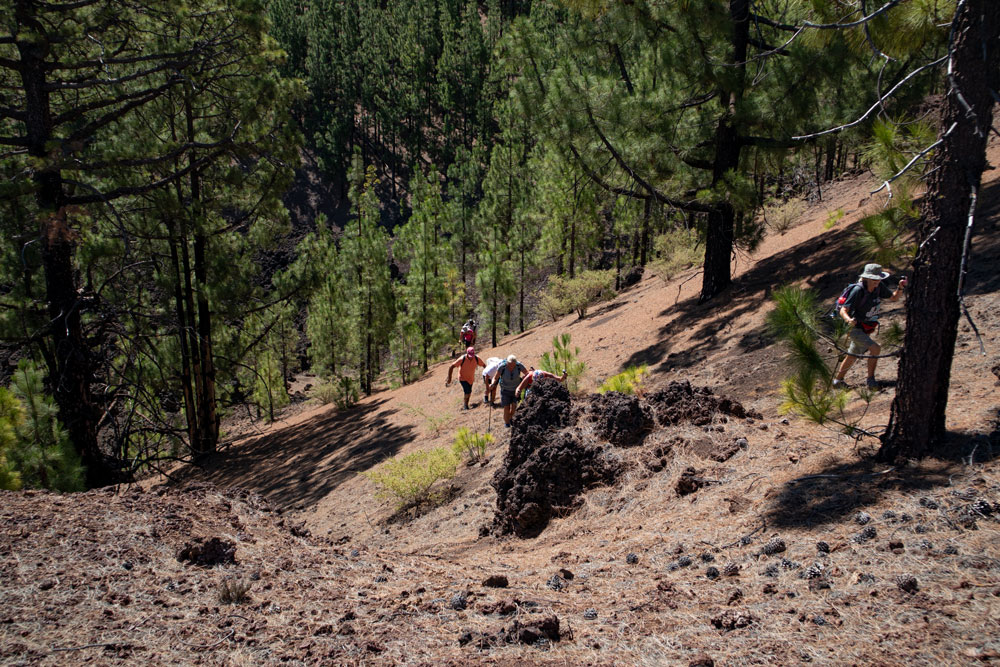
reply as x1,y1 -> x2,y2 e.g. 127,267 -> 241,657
488,397 -> 493,435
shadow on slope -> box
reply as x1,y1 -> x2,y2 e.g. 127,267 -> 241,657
169,399 -> 413,511
623,224 -> 862,374
766,418 -> 1000,529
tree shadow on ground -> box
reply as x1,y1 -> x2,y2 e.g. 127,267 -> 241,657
767,415 -> 1000,529
169,398 -> 413,511
623,224 -> 862,375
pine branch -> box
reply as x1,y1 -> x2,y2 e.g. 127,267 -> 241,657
792,56 -> 948,140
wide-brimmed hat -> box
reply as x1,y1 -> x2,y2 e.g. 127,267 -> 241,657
860,263 -> 890,280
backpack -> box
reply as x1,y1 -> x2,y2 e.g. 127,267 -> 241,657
829,282 -> 862,319
830,282 -> 877,333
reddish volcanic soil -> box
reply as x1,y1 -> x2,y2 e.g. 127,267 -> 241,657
2,139 -> 1000,666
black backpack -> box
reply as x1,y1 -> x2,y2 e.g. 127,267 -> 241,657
829,282 -> 862,319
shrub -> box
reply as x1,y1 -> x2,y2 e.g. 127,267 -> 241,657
764,199 -> 806,235
334,375 -> 359,410
217,577 -> 252,605
309,381 -> 339,405
539,333 -> 586,394
452,427 -> 493,464
0,387 -> 24,491
598,365 -> 649,396
649,227 -> 703,282
5,361 -> 84,492
363,446 -> 460,508
542,270 -> 615,320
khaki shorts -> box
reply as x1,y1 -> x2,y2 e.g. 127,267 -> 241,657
847,327 -> 877,356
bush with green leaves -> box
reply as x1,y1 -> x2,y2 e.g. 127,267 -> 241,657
598,365 -> 649,396
363,446 -> 460,508
539,333 -> 586,394
542,270 -> 615,320
649,227 -> 703,283
452,427 -> 493,464
3,361 -> 84,492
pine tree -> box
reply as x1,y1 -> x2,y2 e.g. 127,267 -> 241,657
880,0 -> 1000,459
7,361 -> 84,492
342,162 -> 395,395
0,0 -> 299,483
395,166 -> 452,374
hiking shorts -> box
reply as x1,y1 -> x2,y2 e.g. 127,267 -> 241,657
847,327 -> 877,356
459,380 -> 473,395
500,389 -> 517,407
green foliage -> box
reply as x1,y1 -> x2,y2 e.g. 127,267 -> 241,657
649,228 -> 703,283
854,202 -> 917,269
543,270 -> 615,320
363,446 -> 460,508
333,376 -> 360,410
539,333 -> 586,393
394,166 -> 452,375
598,365 -> 649,396
5,362 -> 84,492
0,388 -> 24,491
309,382 -> 340,406
825,208 -> 846,230
764,199 -> 806,235
452,427 -> 493,464
767,286 -> 891,436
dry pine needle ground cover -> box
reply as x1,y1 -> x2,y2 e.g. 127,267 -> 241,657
2,140 -> 1000,666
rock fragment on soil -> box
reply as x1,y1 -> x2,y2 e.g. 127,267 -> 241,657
177,537 -> 236,567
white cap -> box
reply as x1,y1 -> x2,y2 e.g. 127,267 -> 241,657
506,354 -> 517,363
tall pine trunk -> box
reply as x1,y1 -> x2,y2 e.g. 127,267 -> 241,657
17,14 -> 111,486
879,0 -> 999,460
700,0 -> 748,303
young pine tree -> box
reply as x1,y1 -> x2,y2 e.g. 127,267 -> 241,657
395,167 -> 452,374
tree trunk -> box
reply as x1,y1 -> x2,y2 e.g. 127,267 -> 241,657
699,0 -> 748,303
879,0 -> 999,460
17,13 -> 112,486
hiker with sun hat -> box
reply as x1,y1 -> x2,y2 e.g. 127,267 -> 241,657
833,263 -> 906,391
446,347 -> 486,410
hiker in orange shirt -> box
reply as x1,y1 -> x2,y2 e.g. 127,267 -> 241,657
446,347 -> 486,410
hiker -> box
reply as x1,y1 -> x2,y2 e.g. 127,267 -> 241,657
832,263 -> 906,390
488,354 -> 528,428
446,347 -> 487,409
515,368 -> 568,402
459,317 -> 477,349
481,356 -> 504,405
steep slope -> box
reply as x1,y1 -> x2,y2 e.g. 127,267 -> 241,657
2,142 -> 1000,665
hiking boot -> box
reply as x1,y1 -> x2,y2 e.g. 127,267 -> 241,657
484,393 -> 490,404
832,378 -> 849,389
866,377 -> 880,390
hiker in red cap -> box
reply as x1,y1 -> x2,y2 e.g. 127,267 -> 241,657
446,347 -> 486,410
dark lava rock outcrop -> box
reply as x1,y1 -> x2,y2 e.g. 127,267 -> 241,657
490,380 -> 619,538
647,380 -> 761,426
589,391 -> 654,446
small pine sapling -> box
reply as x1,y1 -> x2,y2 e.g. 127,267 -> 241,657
540,333 -> 586,393
452,427 -> 493,464
598,365 -> 649,396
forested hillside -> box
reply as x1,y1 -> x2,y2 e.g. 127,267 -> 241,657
0,0 -> 996,489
